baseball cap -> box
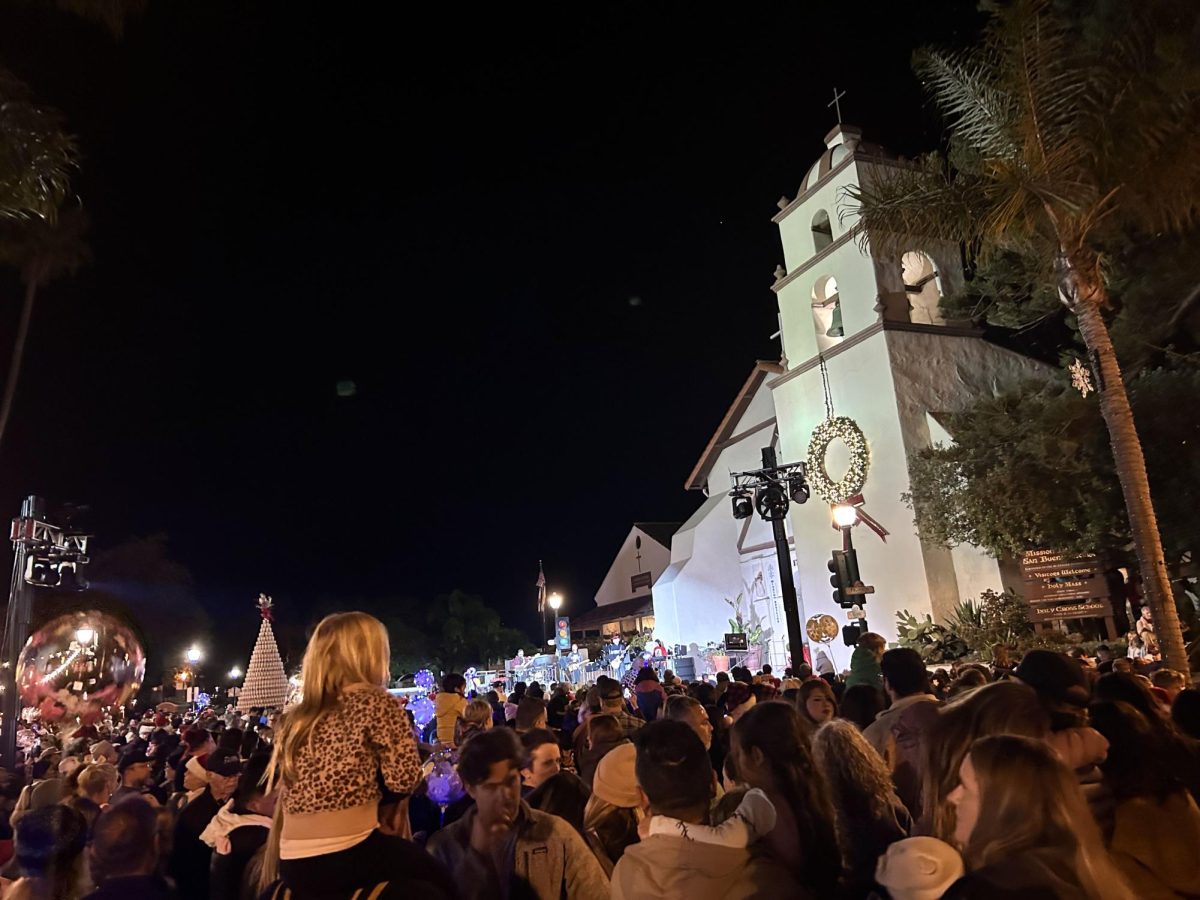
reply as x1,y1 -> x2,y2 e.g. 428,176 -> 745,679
1013,650 -> 1090,707
596,676 -> 623,701
117,748 -> 149,773
204,748 -> 241,778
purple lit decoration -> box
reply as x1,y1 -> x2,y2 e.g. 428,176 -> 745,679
414,669 -> 436,691
408,693 -> 434,729
425,745 -> 465,826
195,692 -> 211,709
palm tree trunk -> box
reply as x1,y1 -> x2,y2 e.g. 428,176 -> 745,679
0,277 -> 39,451
1064,257 -> 1189,675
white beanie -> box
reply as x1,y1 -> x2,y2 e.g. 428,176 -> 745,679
875,837 -> 965,900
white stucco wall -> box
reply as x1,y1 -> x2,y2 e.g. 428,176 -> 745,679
595,525 -> 672,607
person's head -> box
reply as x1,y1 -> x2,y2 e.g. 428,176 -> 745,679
881,648 -> 930,701
592,742 -> 640,809
1095,644 -> 1113,662
597,677 -> 625,714
633,720 -> 713,821
89,798 -> 159,883
947,667 -> 989,698
723,681 -> 755,721
218,727 -> 243,752
234,751 -> 277,817
794,662 -> 814,679
77,764 -> 116,806
462,698 -> 494,731
267,611 -> 390,789
117,750 -> 151,789
923,681 -> 1050,841
515,697 -> 548,732
510,681 -> 527,702
664,695 -> 713,749
838,683 -> 886,731
859,633 -> 887,661
519,729 -> 562,789
1092,671 -> 1162,722
634,667 -> 659,684
586,714 -> 624,751
812,719 -> 900,841
457,729 -> 522,831
1112,657 -> 1133,674
1172,688 -> 1200,740
205,748 -> 242,802
799,679 -> 838,726
949,735 -> 1127,898
1151,668 -> 1186,699
715,671 -> 729,686
1012,650 -> 1091,729
441,673 -> 467,695
731,702 -> 840,894
88,741 -> 117,766
182,726 -> 214,756
14,805 -> 87,888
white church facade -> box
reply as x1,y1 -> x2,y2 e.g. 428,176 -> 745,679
652,124 -> 1050,666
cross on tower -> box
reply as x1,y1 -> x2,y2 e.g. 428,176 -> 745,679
828,86 -> 847,125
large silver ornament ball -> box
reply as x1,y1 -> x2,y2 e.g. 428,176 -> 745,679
17,611 -> 146,724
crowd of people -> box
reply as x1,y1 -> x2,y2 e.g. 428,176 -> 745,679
2,612 -> 1199,899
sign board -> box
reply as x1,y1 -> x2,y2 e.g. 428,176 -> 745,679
845,584 -> 875,596
724,632 -> 749,651
555,616 -> 571,651
1020,551 -> 1106,600
1028,599 -> 1112,623
630,571 -> 653,592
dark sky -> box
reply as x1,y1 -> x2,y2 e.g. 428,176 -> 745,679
0,2 -> 982,664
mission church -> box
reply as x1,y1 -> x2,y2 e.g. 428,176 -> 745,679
588,121 -> 1049,671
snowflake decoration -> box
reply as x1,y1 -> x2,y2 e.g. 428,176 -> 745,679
1069,357 -> 1094,398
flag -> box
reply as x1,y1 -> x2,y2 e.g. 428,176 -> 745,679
536,560 -> 546,613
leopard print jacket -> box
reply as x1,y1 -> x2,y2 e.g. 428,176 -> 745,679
282,686 -> 421,815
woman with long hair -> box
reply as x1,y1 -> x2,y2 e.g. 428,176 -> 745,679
1090,700 -> 1200,897
729,700 -> 841,895
811,719 -> 910,896
922,680 -> 1050,838
453,698 -> 494,746
262,612 -> 447,896
798,679 -> 837,728
943,735 -> 1130,899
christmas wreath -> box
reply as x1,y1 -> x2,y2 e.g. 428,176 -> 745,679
806,415 -> 869,503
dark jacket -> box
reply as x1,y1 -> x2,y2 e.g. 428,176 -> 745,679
170,789 -> 221,900
426,801 -> 608,900
85,875 -> 178,900
942,851 -> 1091,899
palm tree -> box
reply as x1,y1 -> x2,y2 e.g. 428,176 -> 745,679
849,0 -> 1200,673
0,67 -> 78,223
0,209 -> 90,449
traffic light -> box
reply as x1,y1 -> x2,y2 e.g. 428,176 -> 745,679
829,550 -> 853,608
843,620 -> 869,646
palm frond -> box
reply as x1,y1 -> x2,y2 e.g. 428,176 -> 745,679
0,68 -> 79,223
914,47 -> 1018,159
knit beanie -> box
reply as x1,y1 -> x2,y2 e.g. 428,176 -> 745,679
592,743 -> 639,809
875,837 -> 965,900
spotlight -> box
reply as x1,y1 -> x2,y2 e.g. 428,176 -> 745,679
754,481 -> 790,521
57,561 -> 88,591
730,489 -> 753,520
788,473 -> 810,504
24,557 -> 56,586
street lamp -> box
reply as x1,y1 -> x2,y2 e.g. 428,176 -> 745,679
729,447 -> 809,673
548,592 -> 563,613
74,626 -> 95,646
832,504 -> 858,529
229,666 -> 243,680
186,646 -> 202,664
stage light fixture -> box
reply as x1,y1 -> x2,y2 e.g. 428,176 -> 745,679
730,489 -> 753,520
788,473 -> 810,504
754,481 -> 790,521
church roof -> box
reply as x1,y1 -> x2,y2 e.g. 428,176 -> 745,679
685,360 -> 784,492
633,521 -> 680,549
571,595 -> 655,631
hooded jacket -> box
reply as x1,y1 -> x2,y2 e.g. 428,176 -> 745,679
611,833 -> 799,900
433,692 -> 467,746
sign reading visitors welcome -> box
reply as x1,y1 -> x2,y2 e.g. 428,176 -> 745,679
1019,550 -> 1113,623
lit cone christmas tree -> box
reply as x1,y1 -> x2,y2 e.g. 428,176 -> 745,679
237,594 -> 289,711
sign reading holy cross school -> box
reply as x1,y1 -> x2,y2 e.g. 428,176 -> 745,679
1019,550 -> 1114,624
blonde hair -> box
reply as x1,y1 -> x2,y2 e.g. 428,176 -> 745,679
923,681 -> 1049,838
261,612 -> 390,888
77,764 -> 116,801
964,735 -> 1130,900
266,612 -> 391,791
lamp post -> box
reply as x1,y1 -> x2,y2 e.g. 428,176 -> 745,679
729,448 -> 810,673
832,504 -> 858,552
547,593 -> 564,680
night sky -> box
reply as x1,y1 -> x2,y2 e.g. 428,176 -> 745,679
0,2 -> 982,668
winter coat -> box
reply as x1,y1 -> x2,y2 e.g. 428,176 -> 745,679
200,800 -> 272,900
611,833 -> 802,900
862,694 -> 939,820
426,801 -> 608,900
633,681 -> 666,722
1109,790 -> 1200,900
